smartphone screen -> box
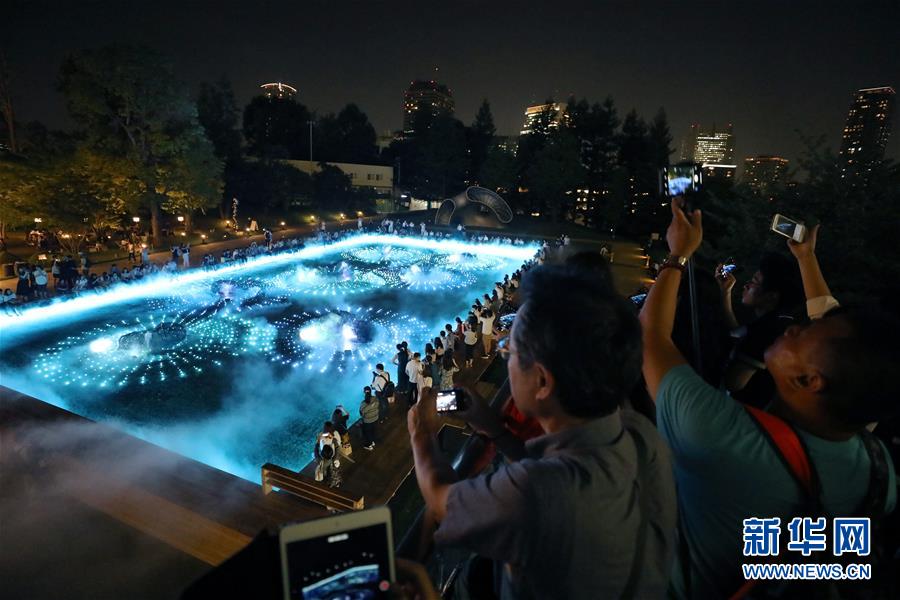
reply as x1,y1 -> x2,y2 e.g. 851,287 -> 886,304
284,522 -> 392,599
771,214 -> 805,242
664,165 -> 700,196
630,293 -> 647,305
436,389 -> 460,412
722,264 -> 737,274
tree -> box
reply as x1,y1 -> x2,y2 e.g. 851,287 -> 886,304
526,130 -> 584,221
225,160 -> 313,216
0,50 -> 18,153
480,146 -> 517,194
313,163 -> 356,212
388,109 -> 467,199
58,44 -> 223,246
197,78 -> 242,163
467,99 -> 496,185
242,95 -> 311,159
314,104 -> 378,164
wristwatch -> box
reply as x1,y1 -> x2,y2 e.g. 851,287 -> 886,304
658,255 -> 688,274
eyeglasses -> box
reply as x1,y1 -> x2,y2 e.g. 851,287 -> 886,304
497,337 -> 514,361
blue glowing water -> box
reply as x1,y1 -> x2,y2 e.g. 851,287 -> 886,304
0,235 -> 534,482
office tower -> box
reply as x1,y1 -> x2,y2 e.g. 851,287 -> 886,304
686,123 -> 736,180
743,155 -> 789,199
402,80 -> 454,133
260,82 -> 297,100
520,103 -> 567,135
839,86 -> 895,179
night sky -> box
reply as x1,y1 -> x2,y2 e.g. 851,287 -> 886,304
6,0 -> 900,169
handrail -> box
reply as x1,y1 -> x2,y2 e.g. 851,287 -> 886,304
261,463 -> 364,512
395,376 -> 511,561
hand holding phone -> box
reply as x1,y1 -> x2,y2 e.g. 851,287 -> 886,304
770,214 -> 806,243
436,388 -> 468,413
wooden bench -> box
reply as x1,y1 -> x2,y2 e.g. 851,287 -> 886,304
261,463 -> 364,512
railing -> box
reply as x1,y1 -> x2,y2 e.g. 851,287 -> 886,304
261,463 -> 364,512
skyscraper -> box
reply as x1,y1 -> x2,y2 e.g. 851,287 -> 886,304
402,80 -> 454,133
838,86 -> 895,179
684,123 -> 736,181
743,155 -> 789,199
520,102 -> 567,135
260,82 -> 297,99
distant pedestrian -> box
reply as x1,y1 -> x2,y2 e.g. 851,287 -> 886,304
141,244 -> 149,264
359,387 -> 379,450
181,244 -> 190,268
371,363 -> 392,424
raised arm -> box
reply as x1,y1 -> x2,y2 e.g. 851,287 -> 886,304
639,199 -> 703,400
787,224 -> 832,300
408,387 -> 458,521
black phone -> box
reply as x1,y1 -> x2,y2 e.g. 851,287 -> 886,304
660,163 -> 702,197
436,388 -> 468,413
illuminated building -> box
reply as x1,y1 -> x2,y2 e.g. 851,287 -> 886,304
743,155 -> 789,199
685,123 -> 736,181
839,86 -> 895,179
260,82 -> 298,99
402,80 -> 454,133
520,103 -> 567,135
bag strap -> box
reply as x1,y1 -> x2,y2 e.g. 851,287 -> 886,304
743,405 -> 821,509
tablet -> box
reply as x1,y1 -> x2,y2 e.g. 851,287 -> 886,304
280,506 -> 395,600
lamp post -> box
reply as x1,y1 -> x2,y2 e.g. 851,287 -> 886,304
307,120 -> 314,163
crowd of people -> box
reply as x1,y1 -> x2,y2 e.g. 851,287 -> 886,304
1,219 -> 539,313
402,201 -> 900,599
307,235 -> 560,489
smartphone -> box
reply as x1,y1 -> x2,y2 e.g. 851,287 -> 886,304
630,293 -> 647,306
722,264 -> 737,274
280,506 -> 395,600
770,214 -> 806,243
436,388 -> 468,413
660,163 -> 702,197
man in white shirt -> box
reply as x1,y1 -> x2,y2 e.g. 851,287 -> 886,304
479,309 -> 497,357
405,352 -> 423,404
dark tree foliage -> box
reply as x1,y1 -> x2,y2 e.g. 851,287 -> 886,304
224,159 -> 313,216
58,44 -> 222,245
243,95 -> 312,159
314,103 -> 378,164
467,99 -> 496,185
480,146 -> 517,194
388,109 -> 467,199
697,138 -> 900,313
525,129 -> 584,222
197,78 -> 242,163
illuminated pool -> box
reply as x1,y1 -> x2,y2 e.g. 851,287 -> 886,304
0,235 -> 535,482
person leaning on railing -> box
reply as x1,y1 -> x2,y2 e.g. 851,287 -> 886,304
407,264 -> 677,599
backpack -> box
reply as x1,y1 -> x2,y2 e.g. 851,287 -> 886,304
724,406 -> 893,599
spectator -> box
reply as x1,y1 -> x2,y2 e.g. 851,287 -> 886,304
371,363 -> 392,424
405,352 -> 422,405
33,265 -> 49,299
640,202 -> 898,598
478,308 -> 496,358
359,387 -> 379,451
407,265 -> 676,599
719,252 -> 803,407
393,342 -> 410,399
439,353 -> 459,390
463,318 -> 478,368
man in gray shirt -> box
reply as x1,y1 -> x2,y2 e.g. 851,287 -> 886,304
408,265 -> 677,599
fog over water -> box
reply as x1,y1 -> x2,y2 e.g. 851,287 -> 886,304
0,235 -> 535,482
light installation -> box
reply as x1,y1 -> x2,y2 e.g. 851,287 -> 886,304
0,236 -> 537,482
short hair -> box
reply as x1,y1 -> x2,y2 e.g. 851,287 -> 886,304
513,265 -> 642,418
818,309 -> 900,425
758,253 -> 803,310
375,363 -> 384,370
413,352 -> 420,358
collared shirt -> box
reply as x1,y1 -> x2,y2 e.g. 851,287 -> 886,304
435,410 -> 677,599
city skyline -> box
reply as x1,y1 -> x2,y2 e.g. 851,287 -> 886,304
5,0 -> 900,167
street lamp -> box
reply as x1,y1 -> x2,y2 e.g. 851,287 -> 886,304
177,216 -> 184,223
132,216 -> 140,223
34,217 -> 42,224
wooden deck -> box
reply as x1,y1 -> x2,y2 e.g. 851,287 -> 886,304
0,387 -> 328,567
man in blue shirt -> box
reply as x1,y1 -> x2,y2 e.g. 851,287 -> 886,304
640,200 -> 898,598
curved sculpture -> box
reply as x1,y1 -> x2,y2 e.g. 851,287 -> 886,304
434,186 -> 513,229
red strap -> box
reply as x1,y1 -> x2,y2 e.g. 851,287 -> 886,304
744,405 -> 814,497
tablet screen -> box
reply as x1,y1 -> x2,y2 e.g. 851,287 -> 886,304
284,522 -> 392,599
